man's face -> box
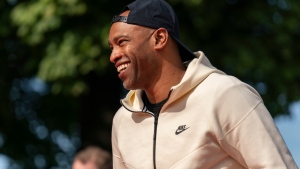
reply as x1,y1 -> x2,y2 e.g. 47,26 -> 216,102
108,12 -> 161,90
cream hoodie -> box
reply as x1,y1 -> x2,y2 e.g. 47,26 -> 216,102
111,51 -> 298,169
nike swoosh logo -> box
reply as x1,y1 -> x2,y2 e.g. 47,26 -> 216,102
175,125 -> 189,135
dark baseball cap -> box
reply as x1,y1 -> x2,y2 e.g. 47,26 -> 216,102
111,0 -> 195,62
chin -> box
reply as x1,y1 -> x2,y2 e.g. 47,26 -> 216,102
122,83 -> 136,91
122,83 -> 131,90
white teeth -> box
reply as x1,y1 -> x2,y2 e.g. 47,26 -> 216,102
117,63 -> 129,72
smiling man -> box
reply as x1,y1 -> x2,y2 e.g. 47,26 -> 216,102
108,0 -> 298,169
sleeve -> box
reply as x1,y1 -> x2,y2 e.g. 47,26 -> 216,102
111,108 -> 128,169
220,102 -> 298,168
214,81 -> 298,168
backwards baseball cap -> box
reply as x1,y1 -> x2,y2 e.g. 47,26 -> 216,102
111,0 -> 195,62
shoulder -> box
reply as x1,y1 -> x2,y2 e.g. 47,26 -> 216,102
202,73 -> 261,102
198,73 -> 264,134
113,106 -> 126,122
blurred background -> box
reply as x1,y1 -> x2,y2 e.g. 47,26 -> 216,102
0,0 -> 299,168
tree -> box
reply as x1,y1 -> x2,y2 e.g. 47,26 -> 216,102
0,0 -> 299,168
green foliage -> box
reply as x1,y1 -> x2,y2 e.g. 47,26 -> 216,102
10,0 -> 87,45
9,0 -> 113,97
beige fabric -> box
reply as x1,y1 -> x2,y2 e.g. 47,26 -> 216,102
111,51 -> 298,169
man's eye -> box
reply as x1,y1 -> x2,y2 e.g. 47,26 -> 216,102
119,40 -> 126,45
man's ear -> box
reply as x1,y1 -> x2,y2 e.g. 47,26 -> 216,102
153,28 -> 168,50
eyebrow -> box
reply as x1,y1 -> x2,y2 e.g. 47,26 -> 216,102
108,35 -> 130,46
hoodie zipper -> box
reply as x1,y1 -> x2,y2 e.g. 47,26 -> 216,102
120,90 -> 173,169
153,110 -> 159,169
151,91 -> 172,169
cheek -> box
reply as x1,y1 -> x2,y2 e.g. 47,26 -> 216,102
128,42 -> 155,71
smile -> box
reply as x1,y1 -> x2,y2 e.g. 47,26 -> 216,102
117,63 -> 130,72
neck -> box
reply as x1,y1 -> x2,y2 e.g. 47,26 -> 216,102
144,62 -> 185,104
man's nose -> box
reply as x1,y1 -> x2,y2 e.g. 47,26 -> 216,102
110,49 -> 122,64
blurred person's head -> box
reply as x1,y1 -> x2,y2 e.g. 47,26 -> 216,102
72,146 -> 112,169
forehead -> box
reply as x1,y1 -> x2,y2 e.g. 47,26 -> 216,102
110,22 -> 135,35
108,22 -> 146,43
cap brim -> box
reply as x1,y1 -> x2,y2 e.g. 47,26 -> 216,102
170,34 -> 195,62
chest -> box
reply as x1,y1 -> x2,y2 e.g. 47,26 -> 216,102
117,110 -> 242,169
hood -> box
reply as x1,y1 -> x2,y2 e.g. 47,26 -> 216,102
120,51 -> 225,112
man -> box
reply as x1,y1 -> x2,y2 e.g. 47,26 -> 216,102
108,0 -> 298,168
